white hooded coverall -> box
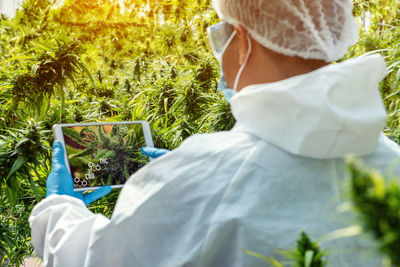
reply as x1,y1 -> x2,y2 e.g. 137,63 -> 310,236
29,54 -> 400,266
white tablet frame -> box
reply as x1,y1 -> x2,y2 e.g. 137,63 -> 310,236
53,121 -> 154,191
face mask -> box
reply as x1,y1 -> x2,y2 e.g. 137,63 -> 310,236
217,33 -> 252,103
217,67 -> 234,103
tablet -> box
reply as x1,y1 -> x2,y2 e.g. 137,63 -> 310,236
53,121 -> 154,191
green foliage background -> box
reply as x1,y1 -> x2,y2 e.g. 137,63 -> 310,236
347,158 -> 400,266
0,0 -> 398,265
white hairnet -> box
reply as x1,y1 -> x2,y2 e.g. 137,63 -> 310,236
213,0 -> 359,62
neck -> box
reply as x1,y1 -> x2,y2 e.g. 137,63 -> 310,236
236,40 -> 330,91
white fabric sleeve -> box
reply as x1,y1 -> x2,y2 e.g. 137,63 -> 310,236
29,195 -> 110,267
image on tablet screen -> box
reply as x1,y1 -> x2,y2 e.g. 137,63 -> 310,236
62,124 -> 148,189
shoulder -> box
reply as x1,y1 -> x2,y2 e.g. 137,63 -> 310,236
368,134 -> 400,158
362,133 -> 400,174
147,131 -> 261,174
124,131 -> 261,184
178,131 -> 259,153
378,134 -> 400,155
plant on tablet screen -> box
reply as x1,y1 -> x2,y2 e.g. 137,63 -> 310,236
63,124 -> 147,187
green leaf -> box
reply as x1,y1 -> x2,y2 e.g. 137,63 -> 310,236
304,250 -> 314,267
6,156 -> 28,180
5,181 -> 18,207
31,41 -> 52,52
78,62 -> 95,87
395,67 -> 400,87
242,249 -> 284,267
27,172 -> 40,202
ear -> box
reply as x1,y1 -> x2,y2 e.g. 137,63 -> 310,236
234,25 -> 250,66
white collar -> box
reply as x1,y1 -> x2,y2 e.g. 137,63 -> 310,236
231,54 -> 387,159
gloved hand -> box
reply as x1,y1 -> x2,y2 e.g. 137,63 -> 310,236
46,141 -> 112,206
141,147 -> 170,159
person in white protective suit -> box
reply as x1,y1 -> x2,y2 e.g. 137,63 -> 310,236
29,0 -> 400,266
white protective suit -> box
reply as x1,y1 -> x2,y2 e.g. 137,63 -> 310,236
30,54 -> 400,266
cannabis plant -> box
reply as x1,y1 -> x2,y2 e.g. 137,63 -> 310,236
347,158 -> 400,266
243,231 -> 327,267
0,120 -> 50,206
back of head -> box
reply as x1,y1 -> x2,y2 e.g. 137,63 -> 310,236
213,0 -> 359,62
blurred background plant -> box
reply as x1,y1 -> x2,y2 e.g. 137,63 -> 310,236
347,158 -> 400,266
0,0 -> 399,265
243,231 -> 327,267
350,0 -> 400,141
245,157 -> 400,267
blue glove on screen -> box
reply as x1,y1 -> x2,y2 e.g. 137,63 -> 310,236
46,141 -> 112,206
141,147 -> 170,159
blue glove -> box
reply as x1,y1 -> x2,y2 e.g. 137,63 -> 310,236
141,147 -> 170,159
46,141 -> 112,206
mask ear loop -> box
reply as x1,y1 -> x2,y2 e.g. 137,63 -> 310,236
218,31 -> 236,62
233,34 -> 252,92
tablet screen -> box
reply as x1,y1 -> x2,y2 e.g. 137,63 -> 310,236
61,123 -> 149,189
